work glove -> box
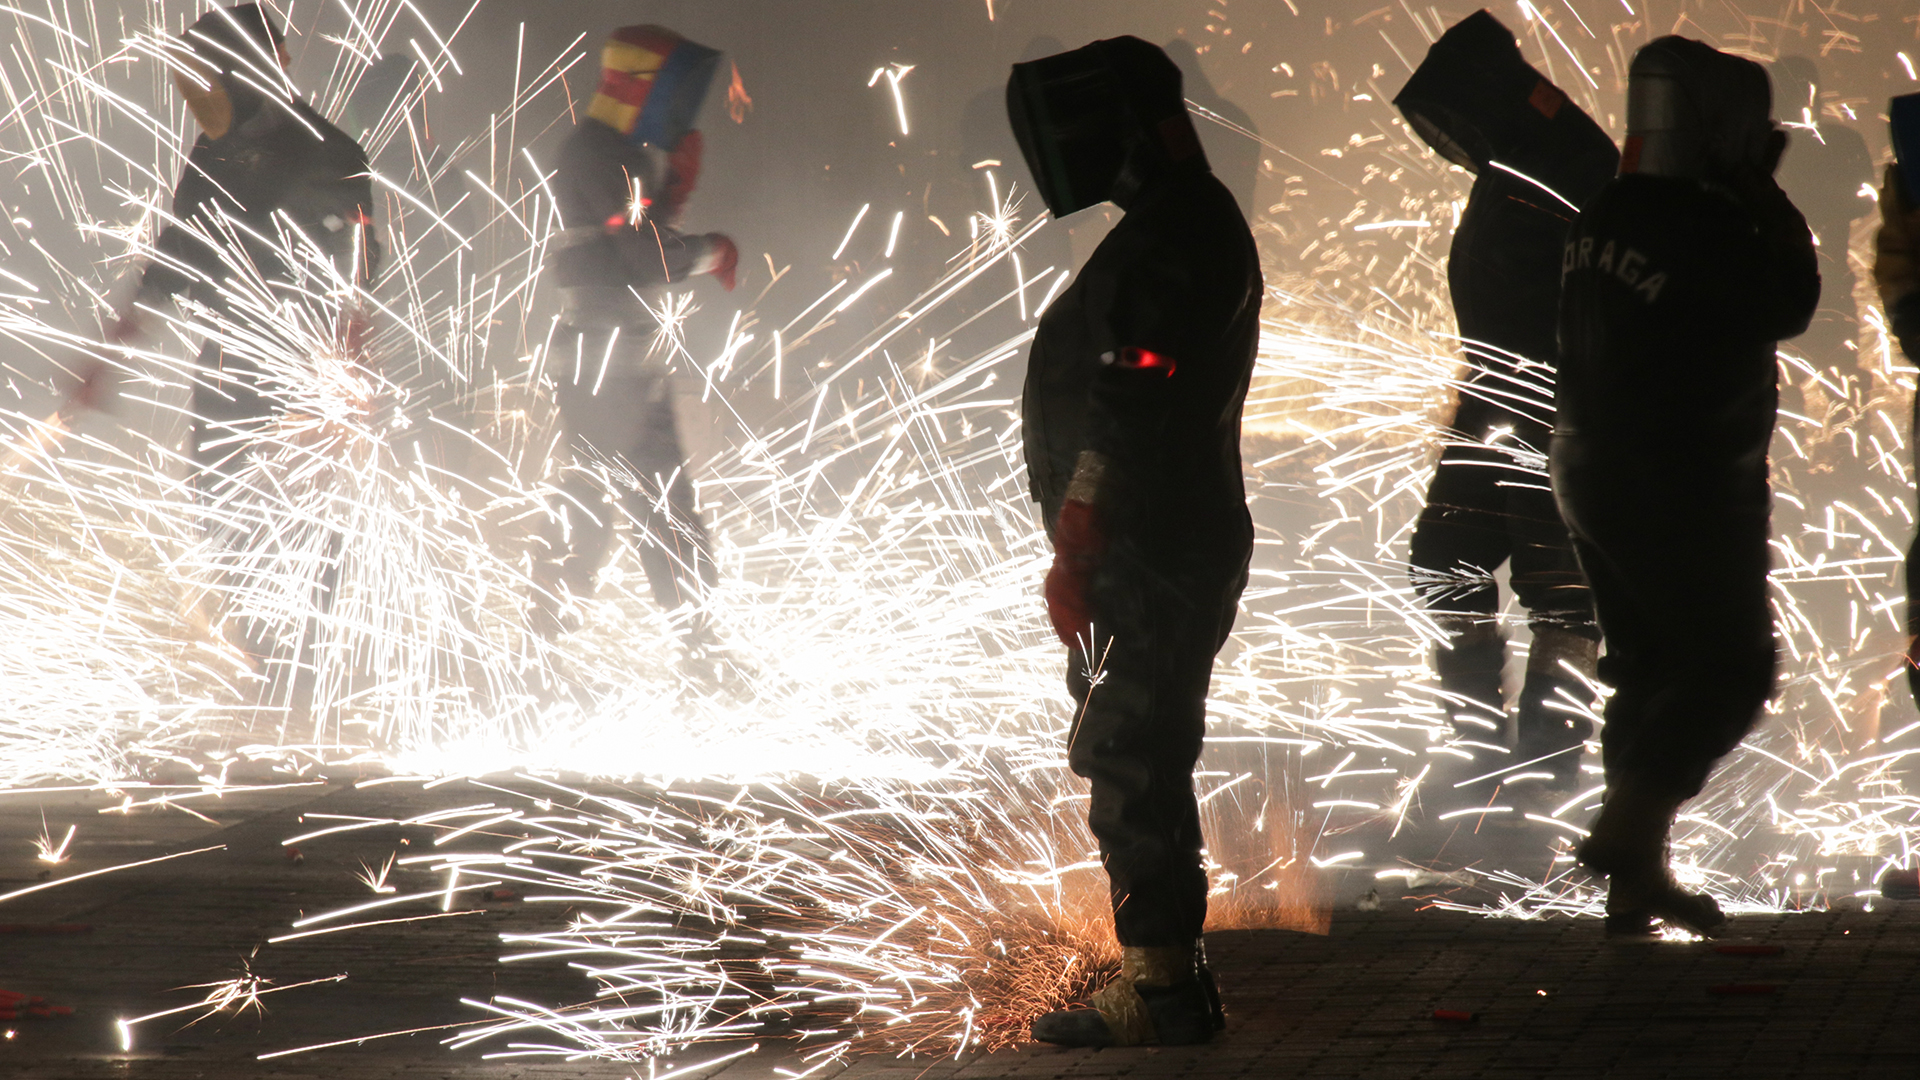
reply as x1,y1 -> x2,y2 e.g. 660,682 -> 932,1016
693,233 -> 739,291
1044,498 -> 1104,648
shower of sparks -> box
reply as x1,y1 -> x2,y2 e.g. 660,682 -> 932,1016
0,0 -> 1914,1072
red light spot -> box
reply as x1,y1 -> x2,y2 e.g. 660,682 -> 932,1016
1112,347 -> 1177,376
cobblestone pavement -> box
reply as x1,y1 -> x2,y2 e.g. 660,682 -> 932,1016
2,778 -> 1917,1079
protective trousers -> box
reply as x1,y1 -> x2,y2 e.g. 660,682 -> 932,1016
1559,464 -> 1775,799
549,328 -> 716,611
188,339 -> 338,714
1065,518 -> 1250,947
1408,440 -> 1593,629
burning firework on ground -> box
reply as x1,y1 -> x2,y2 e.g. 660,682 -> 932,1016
3,0 -> 1919,1068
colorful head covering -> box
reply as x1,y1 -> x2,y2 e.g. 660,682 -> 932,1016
586,25 -> 721,149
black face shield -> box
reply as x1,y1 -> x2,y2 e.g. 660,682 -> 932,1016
1005,36 -> 1202,218
1393,10 -> 1618,203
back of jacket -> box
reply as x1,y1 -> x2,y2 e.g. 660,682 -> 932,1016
144,101 -> 376,303
1022,169 -> 1262,548
1450,168 -> 1588,437
1554,174 -> 1818,498
1391,9 -> 1618,440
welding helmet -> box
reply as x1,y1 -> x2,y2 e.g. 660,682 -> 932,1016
1393,11 -> 1617,205
587,26 -> 720,224
1005,36 -> 1207,218
587,26 -> 720,150
1622,37 -> 1779,183
173,4 -> 289,141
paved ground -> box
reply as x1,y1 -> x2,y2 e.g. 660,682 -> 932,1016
3,777 -> 1918,1079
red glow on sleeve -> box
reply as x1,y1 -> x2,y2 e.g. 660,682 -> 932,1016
1111,347 -> 1177,376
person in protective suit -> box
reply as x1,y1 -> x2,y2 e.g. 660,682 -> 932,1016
1008,38 -> 1262,1047
1553,37 -> 1817,937
89,3 -> 380,489
1871,161 -> 1920,703
1392,11 -> 1617,799
533,25 -> 739,650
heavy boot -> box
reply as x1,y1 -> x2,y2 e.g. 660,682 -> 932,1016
1576,774 -> 1725,938
1512,626 -> 1600,795
1432,617 -> 1507,738
1030,944 -> 1222,1047
1428,617 -> 1508,810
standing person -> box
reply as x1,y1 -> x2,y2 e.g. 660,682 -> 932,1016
533,25 -> 738,657
70,4 -> 384,722
1009,38 -> 1262,1047
1552,37 -> 1817,937
1392,11 -> 1617,799
95,3 -> 380,487
1870,161 -> 1920,700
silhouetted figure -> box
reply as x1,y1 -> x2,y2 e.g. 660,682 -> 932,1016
1011,38 -> 1261,1048
1553,37 -> 1817,938
533,25 -> 738,660
1163,38 -> 1259,220
103,4 -> 379,490
1393,11 -> 1617,798
1771,56 -> 1873,356
1872,162 -> 1920,701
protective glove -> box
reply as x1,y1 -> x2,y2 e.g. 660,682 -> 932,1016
1044,498 -> 1105,648
693,233 -> 739,291
1875,163 -> 1920,312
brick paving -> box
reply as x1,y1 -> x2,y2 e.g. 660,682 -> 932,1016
2,779 -> 1918,1078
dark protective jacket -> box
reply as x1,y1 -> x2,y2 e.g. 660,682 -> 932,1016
1553,174 -> 1818,496
1023,166 -> 1262,544
141,101 -> 379,304
1394,10 -> 1619,440
551,119 -> 709,292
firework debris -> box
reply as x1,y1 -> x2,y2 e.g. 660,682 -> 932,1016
1430,1008 -> 1477,1023
0,989 -> 73,1020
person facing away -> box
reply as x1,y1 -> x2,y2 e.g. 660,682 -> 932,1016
1009,36 -> 1262,1048
1552,36 -> 1817,938
1869,148 -> 1920,702
533,25 -> 738,658
100,3 -> 380,490
1392,10 -> 1619,801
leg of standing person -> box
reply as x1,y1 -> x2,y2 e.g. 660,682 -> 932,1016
533,328 -> 631,633
614,373 -> 717,620
1050,520 -> 1249,1045
1566,478 -> 1772,936
1506,480 -> 1600,793
1409,443 -> 1516,741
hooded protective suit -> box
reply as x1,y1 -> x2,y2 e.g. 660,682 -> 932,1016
1553,37 -> 1817,801
137,4 -> 379,485
1012,36 -> 1261,969
536,26 -> 736,643
1393,11 -> 1617,790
